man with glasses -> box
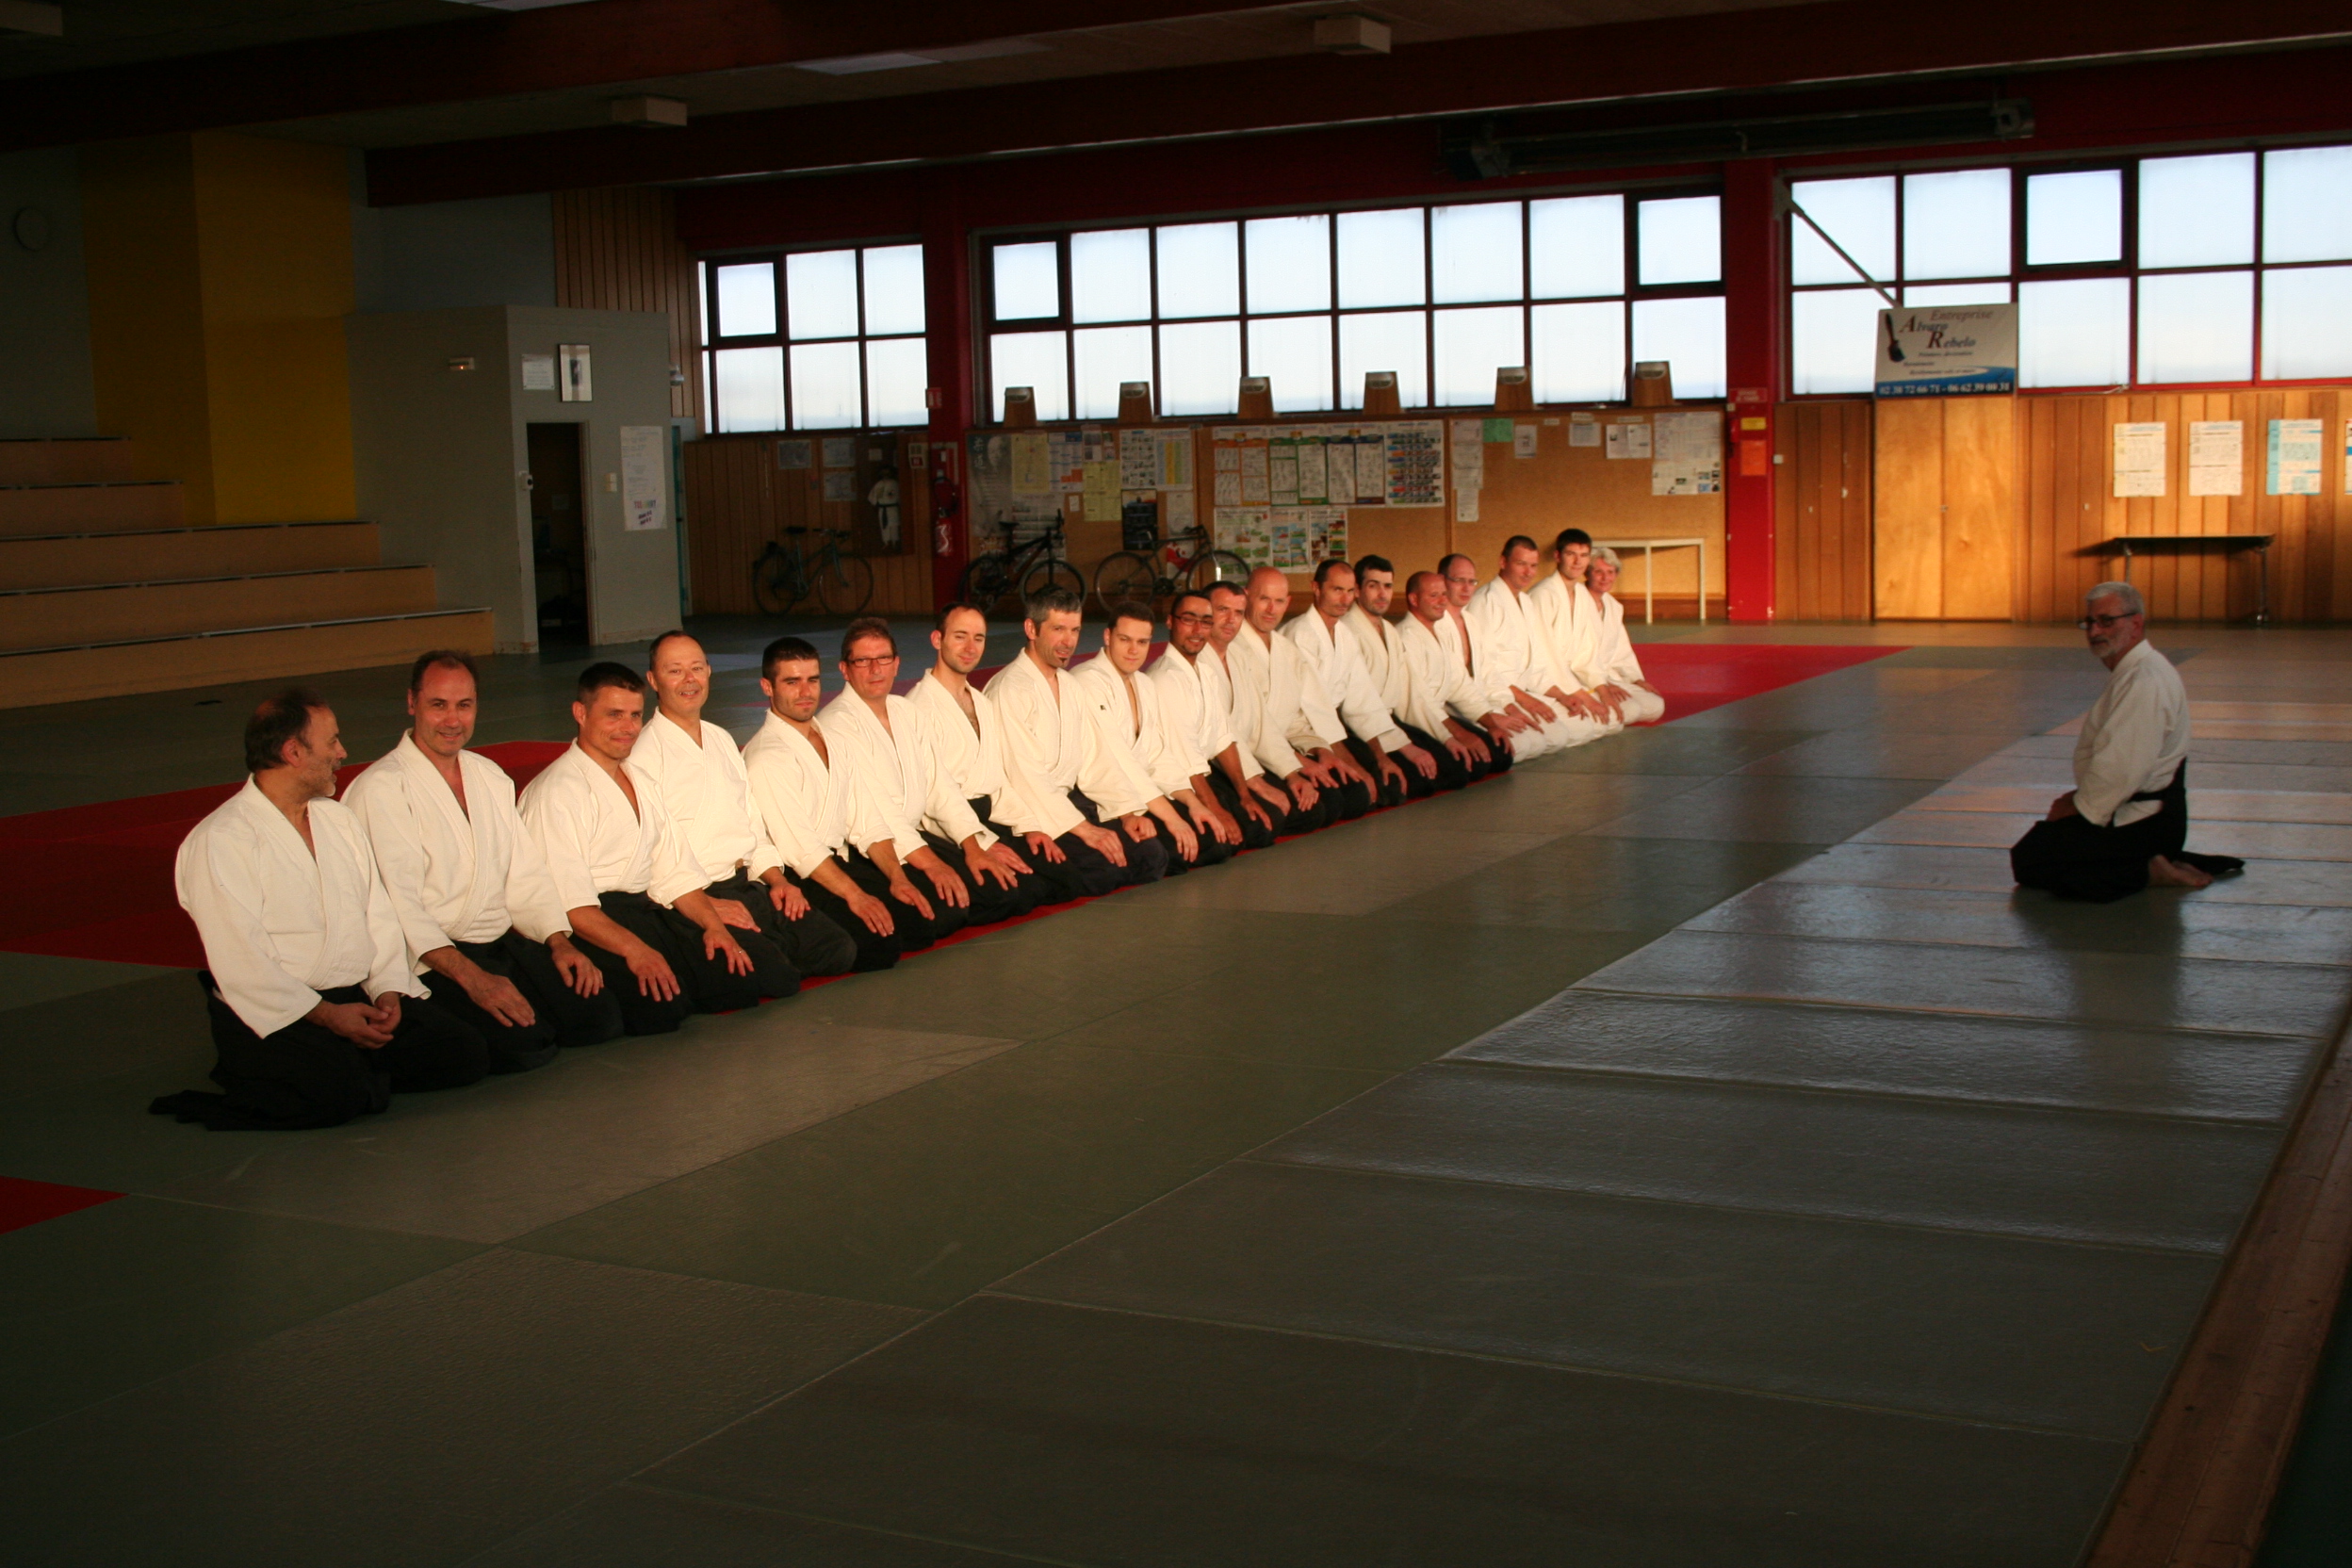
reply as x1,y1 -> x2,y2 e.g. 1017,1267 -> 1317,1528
2010,581 -> 2244,901
821,616 -> 1037,928
1583,547 -> 1667,726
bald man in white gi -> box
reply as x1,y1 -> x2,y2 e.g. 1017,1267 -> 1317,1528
988,585 -> 1166,888
154,688 -> 486,1131
2010,582 -> 2244,902
1072,601 -> 1228,872
821,615 -> 1038,927
520,662 -> 795,1032
1393,570 -> 1511,783
1467,536 -> 1608,758
1285,558 -> 1440,804
634,629 -> 859,982
1228,567 -> 1377,824
345,650 -> 615,1070
1526,528 -> 1625,734
1585,547 -> 1668,726
1152,587 -> 1291,848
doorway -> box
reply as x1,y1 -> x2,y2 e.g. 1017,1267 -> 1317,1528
528,422 -> 589,645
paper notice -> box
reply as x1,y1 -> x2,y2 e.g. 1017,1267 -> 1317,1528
1268,511 -> 1309,571
1166,489 -> 1196,535
822,470 -> 856,502
1482,416 -> 1511,444
1269,442 -> 1300,506
2112,422 -> 2167,498
1448,419 -> 1482,451
1653,411 -> 1723,464
1606,422 -> 1652,460
1213,470 -> 1243,506
619,425 -> 667,531
2188,421 -> 2242,497
1569,413 -> 1600,448
1119,428 -> 1159,491
1082,460 -> 1121,520
1296,438 -> 1329,504
520,354 -> 556,392
1010,433 -> 1052,496
1157,430 -> 1194,491
1325,442 -> 1356,506
1512,424 -> 1539,460
1382,420 -> 1445,506
2267,418 -> 2323,496
822,436 -> 857,469
1453,486 -> 1480,524
1216,506 -> 1271,567
1651,460 -> 1719,497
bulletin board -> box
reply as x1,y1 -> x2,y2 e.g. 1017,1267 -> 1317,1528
977,408 -> 1726,609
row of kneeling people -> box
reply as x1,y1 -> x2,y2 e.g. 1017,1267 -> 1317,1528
153,531 -> 1662,1131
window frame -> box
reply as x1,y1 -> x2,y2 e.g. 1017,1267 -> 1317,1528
978,184 -> 1724,425
699,238 -> 928,432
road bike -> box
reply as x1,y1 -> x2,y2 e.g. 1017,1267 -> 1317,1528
1090,526 -> 1251,612
956,519 -> 1084,615
750,527 -> 874,616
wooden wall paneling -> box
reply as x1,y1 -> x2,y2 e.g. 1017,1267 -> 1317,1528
2052,396 -> 2091,617
551,187 -> 703,425
2022,397 -> 2055,623
1840,400 -> 1873,619
1940,396 -> 2016,620
1772,400 -> 1872,622
1772,406 -> 1801,617
1872,397 -> 1944,618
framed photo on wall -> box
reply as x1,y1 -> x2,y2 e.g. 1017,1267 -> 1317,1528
558,344 -> 593,402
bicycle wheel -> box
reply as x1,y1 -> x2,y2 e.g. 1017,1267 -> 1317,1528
956,553 -> 1018,615
750,548 -> 797,615
1022,557 -> 1085,608
814,551 -> 874,615
1091,550 -> 1156,612
1186,550 -> 1252,593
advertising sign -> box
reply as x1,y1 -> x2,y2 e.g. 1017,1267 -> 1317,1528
1874,304 -> 2017,398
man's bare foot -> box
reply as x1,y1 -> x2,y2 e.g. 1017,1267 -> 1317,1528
2148,854 -> 2214,889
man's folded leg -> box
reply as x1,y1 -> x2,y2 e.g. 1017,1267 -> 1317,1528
1398,723 -> 1473,792
843,850 -> 963,951
709,869 -> 858,979
647,903 -> 799,1013
570,891 -> 696,1035
491,930 -> 623,1048
154,980 -> 487,1131
796,877 -> 903,972
424,937 -> 561,1072
922,831 -> 1040,924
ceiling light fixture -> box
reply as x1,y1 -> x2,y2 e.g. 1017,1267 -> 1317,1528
1313,14 -> 1391,56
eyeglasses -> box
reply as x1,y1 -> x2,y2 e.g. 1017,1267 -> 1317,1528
1170,612 -> 1211,627
843,654 -> 900,670
2075,613 -> 2140,630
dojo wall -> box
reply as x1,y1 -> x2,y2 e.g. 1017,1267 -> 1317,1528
680,432 -> 935,615
1817,387 -> 2351,625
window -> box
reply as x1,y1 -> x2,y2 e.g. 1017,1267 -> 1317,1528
702,243 -> 927,432
981,189 -> 1723,422
1788,145 -> 2352,394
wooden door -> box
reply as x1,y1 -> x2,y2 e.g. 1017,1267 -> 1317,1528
1772,400 -> 1873,620
1873,395 -> 2017,619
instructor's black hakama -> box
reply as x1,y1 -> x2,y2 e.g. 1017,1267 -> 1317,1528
152,980 -> 487,1131
2010,765 -> 2245,904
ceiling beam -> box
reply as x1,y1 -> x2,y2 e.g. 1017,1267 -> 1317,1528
365,0 -> 2352,204
0,0 -> 1316,154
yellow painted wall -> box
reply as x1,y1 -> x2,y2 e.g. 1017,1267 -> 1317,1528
79,132 -> 355,525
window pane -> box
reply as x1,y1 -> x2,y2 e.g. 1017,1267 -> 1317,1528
1788,177 -> 1894,287
786,249 -> 859,339
1529,194 -> 1624,299
2140,154 -> 2254,270
1338,310 -> 1428,409
1246,214 -> 1331,315
1903,170 -> 2011,281
1638,196 -> 1721,286
1904,282 -> 2011,305
992,241 -> 1060,321
1248,315 -> 1334,413
1337,208 -> 1425,308
1629,295 -> 1726,398
1432,305 -> 1524,405
2263,146 -> 2352,263
2018,276 -> 2129,387
1790,287 -> 1883,396
713,262 -> 776,338
1158,319 -> 1242,416
2136,270 -> 2252,384
989,330 -> 1069,422
2262,265 -> 2352,380
861,244 -> 925,336
1431,203 -> 1523,303
712,346 -> 785,432
865,336 -> 929,428
1531,300 -> 1624,402
1072,324 -> 1153,420
1071,228 -> 1151,324
2026,170 -> 2122,267
789,339 -> 861,428
1157,222 -> 1239,318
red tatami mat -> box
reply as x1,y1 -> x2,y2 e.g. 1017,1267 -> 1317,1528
0,647 -> 1900,971
0,1175 -> 124,1235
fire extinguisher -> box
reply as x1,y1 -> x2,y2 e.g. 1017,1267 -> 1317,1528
929,442 -> 961,558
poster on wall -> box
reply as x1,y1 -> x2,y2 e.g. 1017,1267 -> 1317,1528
2267,418 -> 2323,496
558,344 -> 593,402
619,426 -> 667,531
2188,420 -> 2243,497
1213,506 -> 1270,567
1873,304 -> 2016,397
2113,423 -> 2167,498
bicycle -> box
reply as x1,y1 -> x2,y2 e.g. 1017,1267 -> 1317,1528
751,527 -> 874,616
956,518 -> 1084,616
1091,525 -> 1251,612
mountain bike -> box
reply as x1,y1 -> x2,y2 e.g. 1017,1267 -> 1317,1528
1091,526 -> 1251,613
956,519 -> 1084,616
751,527 -> 874,616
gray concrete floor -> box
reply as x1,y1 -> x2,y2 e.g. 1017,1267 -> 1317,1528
2,618 -> 2348,1566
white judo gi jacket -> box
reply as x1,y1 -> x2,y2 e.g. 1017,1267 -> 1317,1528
2074,639 -> 2191,827
177,781 -> 428,1037
1396,612 -> 1496,737
344,735 -> 569,972
741,711 -> 862,878
906,670 -> 1016,824
1148,645 -> 1260,785
818,690 -> 999,861
516,742 -> 707,914
1282,610 -> 1410,753
1069,654 -> 1187,809
627,710 -> 786,884
1225,624 -> 1345,777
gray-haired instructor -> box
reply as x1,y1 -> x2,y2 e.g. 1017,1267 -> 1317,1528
2010,581 -> 2245,903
